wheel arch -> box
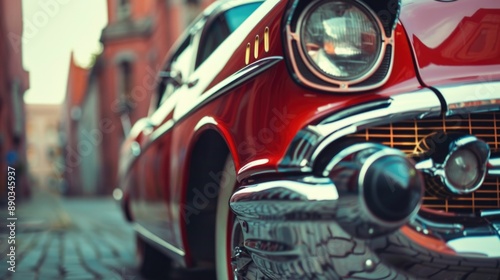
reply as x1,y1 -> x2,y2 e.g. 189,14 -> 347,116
181,117 -> 238,268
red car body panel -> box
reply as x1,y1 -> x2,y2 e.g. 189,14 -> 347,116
400,0 -> 500,86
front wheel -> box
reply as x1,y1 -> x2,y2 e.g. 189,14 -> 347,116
215,156 -> 264,280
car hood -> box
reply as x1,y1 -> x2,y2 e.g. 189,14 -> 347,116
399,0 -> 500,87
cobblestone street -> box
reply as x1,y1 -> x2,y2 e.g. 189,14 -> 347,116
0,191 -> 215,280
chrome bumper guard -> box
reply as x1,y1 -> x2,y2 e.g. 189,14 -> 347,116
230,177 -> 500,279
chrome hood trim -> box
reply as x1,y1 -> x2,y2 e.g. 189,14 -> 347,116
437,81 -> 500,116
279,81 -> 500,172
279,88 -> 442,172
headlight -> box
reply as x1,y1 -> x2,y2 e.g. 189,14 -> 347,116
298,0 -> 383,82
284,0 -> 399,92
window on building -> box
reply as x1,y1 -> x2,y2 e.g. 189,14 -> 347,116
11,80 -> 23,138
195,2 -> 262,68
117,0 -> 131,19
119,61 -> 133,104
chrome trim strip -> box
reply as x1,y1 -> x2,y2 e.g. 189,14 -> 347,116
230,177 -> 337,219
194,116 -> 218,131
405,214 -> 500,258
150,56 -> 283,145
118,119 -> 174,178
150,119 -> 174,143
233,178 -> 337,202
437,81 -> 500,116
481,209 -> 500,217
279,89 -> 442,171
312,90 -> 441,161
413,215 -> 464,234
130,141 -> 141,156
488,156 -> 500,176
134,223 -> 185,257
186,56 -> 283,121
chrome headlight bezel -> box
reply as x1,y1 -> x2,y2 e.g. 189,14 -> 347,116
298,0 -> 385,83
284,0 -> 399,93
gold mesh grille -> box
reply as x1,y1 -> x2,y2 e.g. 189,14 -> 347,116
351,112 -> 500,214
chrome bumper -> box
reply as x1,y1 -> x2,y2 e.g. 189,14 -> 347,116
230,177 -> 500,279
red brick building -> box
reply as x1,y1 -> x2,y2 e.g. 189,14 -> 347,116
0,0 -> 30,201
61,54 -> 88,195
63,0 -> 213,195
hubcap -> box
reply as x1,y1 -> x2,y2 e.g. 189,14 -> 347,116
231,245 -> 253,279
230,219 -> 264,280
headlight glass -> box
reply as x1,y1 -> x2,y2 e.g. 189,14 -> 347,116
300,1 -> 382,81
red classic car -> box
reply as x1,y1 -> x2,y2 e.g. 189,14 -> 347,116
118,0 -> 500,278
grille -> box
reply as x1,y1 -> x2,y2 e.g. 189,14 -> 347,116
350,112 -> 500,214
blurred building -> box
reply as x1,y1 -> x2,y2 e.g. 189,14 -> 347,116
61,54 -> 88,195
25,104 -> 63,193
61,54 -> 106,196
77,63 -> 104,195
0,0 -> 30,201
62,0 -> 213,195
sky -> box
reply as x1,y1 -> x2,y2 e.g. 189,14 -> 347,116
22,0 -> 108,104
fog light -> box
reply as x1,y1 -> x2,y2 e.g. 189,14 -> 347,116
415,133 -> 490,196
445,149 -> 480,192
